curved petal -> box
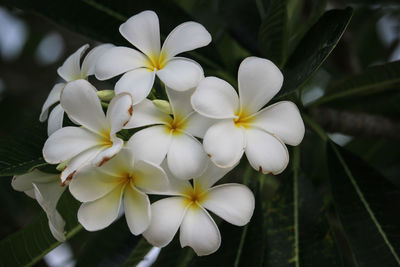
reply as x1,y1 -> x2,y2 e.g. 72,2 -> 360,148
157,57 -> 203,92
81,43 -> 114,77
119,10 -> 160,57
252,101 -> 305,146
203,120 -> 245,168
143,197 -> 187,247
132,160 -> 168,193
184,112 -> 216,139
47,104 -> 64,136
194,160 -> 236,190
95,46 -> 148,80
202,184 -> 254,226
238,57 -> 283,115
40,83 -> 65,122
106,93 -> 133,135
159,160 -> 193,196
12,170 -> 58,193
127,125 -> 172,164
191,77 -> 239,119
57,44 -> 88,81
167,133 -> 208,180
244,128 -> 289,174
61,79 -> 108,134
123,99 -> 170,129
47,209 -> 66,242
161,22 -> 211,60
99,147 -> 135,176
115,68 -> 155,105
165,86 -> 194,120
78,184 -> 124,231
124,184 -> 151,235
92,136 -> 124,167
179,205 -> 221,256
43,126 -> 100,164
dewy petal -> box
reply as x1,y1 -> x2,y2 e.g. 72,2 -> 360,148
179,205 -> 221,256
191,77 -> 239,119
43,127 -> 100,164
252,101 -> 305,146
127,125 -> 172,164
81,43 -> 114,77
244,127 -> 289,174
194,160 -> 236,190
124,184 -> 151,235
12,170 -> 59,195
238,57 -> 283,115
61,79 -> 108,134
40,83 -> 65,122
203,120 -> 245,168
143,197 -> 187,247
165,86 -> 194,120
47,104 -> 64,136
161,22 -> 211,60
184,112 -> 216,139
202,184 -> 255,226
119,10 -> 160,57
123,99 -> 171,129
57,44 -> 89,81
157,57 -> 203,92
132,160 -> 168,193
92,136 -> 124,167
95,47 -> 148,80
167,133 -> 208,180
115,68 -> 155,105
78,184 -> 125,231
106,93 -> 133,135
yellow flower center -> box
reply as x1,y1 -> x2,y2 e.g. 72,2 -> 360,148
234,111 -> 254,129
146,52 -> 167,71
118,172 -> 136,185
182,184 -> 208,209
98,129 -> 113,147
165,115 -> 187,136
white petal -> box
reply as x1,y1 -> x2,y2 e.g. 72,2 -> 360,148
81,43 -> 114,77
165,86 -> 194,120
92,136 -> 124,167
123,99 -> 170,129
244,128 -> 289,174
47,104 -> 64,136
124,184 -> 151,235
47,210 -> 66,242
143,197 -> 187,247
115,68 -> 155,105
202,184 -> 254,226
203,120 -> 245,168
238,57 -> 283,115
127,126 -> 172,164
43,126 -> 100,164
161,22 -> 211,60
157,57 -> 203,92
252,101 -> 305,146
95,46 -> 148,80
159,160 -> 193,196
57,44 -> 89,81
12,170 -> 58,193
98,147 -> 135,176
78,184 -> 124,231
194,160 -> 236,189
61,79 -> 108,134
184,112 -> 216,139
167,133 -> 208,180
106,93 -> 133,134
40,83 -> 65,122
179,206 -> 221,256
191,76 -> 239,119
119,10 -> 160,57
69,165 -> 121,202
132,160 -> 168,193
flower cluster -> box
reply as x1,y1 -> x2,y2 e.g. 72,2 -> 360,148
12,10 -> 304,256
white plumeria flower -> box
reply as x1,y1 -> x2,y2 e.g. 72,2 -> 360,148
191,57 -> 305,174
125,87 -> 214,180
42,79 -> 133,184
69,148 -> 168,234
40,43 -> 114,135
12,170 -> 67,242
143,160 -> 255,256
95,10 -> 211,105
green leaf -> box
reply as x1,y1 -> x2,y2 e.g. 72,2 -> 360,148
327,143 -> 400,267
258,0 -> 288,67
151,237 -> 195,267
280,7 -> 353,96
122,238 -> 153,267
0,191 -> 81,267
313,60 -> 400,106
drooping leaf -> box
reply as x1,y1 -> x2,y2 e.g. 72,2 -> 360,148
280,7 -> 353,96
0,191 -> 81,267
122,238 -> 154,267
327,143 -> 400,267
